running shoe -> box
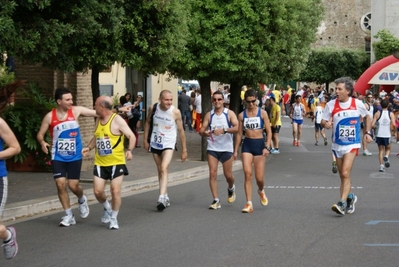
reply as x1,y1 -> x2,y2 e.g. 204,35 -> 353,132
363,150 -> 372,156
346,195 -> 357,214
165,196 -> 171,207
101,209 -> 111,224
293,140 -> 296,146
383,156 -> 390,168
227,188 -> 236,203
271,149 -> 280,154
59,214 -> 76,227
332,161 -> 338,174
296,141 -> 300,146
78,195 -> 90,219
331,201 -> 346,215
157,196 -> 166,211
3,227 -> 18,260
258,190 -> 268,206
315,142 -> 319,146
379,165 -> 385,172
209,200 -> 221,210
109,218 -> 119,230
242,202 -> 253,213
324,138 -> 328,146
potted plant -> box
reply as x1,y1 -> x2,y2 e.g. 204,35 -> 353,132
2,83 -> 56,171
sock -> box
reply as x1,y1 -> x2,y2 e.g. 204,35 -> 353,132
111,210 -> 119,219
103,200 -> 111,212
65,208 -> 73,216
247,201 -> 253,205
339,199 -> 347,208
3,229 -> 11,243
347,193 -> 354,200
228,185 -> 235,191
78,196 -> 85,204
214,198 -> 220,202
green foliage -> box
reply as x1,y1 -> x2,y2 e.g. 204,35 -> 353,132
298,47 -> 370,84
373,29 -> 399,61
0,66 -> 14,88
2,83 -> 56,164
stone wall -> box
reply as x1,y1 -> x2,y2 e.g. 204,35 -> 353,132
315,0 -> 371,50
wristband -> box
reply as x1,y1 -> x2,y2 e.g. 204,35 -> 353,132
264,146 -> 271,152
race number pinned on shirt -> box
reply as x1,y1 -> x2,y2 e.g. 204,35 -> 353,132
96,136 -> 112,156
150,130 -> 165,149
57,138 -> 76,156
244,117 -> 261,130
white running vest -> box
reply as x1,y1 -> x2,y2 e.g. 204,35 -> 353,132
150,105 -> 177,150
207,108 -> 233,152
292,103 -> 304,120
376,110 -> 391,138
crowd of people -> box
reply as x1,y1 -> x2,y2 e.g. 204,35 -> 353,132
3,78 -> 399,260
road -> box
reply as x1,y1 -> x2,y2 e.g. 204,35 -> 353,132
2,117 -> 399,267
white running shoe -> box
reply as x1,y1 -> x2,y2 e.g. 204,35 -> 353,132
59,214 -> 76,227
101,210 -> 111,224
109,218 -> 119,230
3,227 -> 18,260
78,195 -> 90,219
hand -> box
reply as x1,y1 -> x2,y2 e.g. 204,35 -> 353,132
262,148 -> 270,156
364,133 -> 373,143
125,150 -> 133,160
40,142 -> 50,154
181,150 -> 187,162
82,147 -> 90,157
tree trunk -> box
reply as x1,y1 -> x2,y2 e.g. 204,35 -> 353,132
198,77 -> 212,161
91,66 -> 100,105
229,81 -> 242,116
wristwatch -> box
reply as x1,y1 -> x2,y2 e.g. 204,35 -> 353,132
223,127 -> 228,134
264,146 -> 272,152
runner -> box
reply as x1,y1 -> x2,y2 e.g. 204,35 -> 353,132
321,77 -> 372,216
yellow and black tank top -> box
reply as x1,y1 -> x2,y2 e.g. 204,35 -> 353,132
94,113 -> 125,166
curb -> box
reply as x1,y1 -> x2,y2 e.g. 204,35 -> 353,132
2,161 -> 243,222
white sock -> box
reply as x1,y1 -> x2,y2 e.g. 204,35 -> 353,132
111,210 -> 119,219
65,208 -> 73,216
4,230 -> 11,242
103,200 -> 111,211
214,198 -> 220,202
247,201 -> 253,205
78,196 -> 85,204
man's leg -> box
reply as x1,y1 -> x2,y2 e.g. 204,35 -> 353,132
207,154 -> 219,200
153,150 -> 174,210
108,175 -> 123,229
55,177 -> 71,210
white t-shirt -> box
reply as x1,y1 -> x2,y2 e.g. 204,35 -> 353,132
194,94 -> 202,114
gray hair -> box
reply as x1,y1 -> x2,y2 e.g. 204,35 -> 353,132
334,77 -> 354,96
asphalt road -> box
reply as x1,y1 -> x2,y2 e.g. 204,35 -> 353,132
2,117 -> 399,267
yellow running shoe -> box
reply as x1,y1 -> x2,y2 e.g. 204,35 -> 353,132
242,202 -> 253,213
258,190 -> 268,206
209,200 -> 221,210
227,188 -> 236,203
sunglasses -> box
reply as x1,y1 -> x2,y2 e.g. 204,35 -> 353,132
213,98 -> 223,101
246,100 -> 257,103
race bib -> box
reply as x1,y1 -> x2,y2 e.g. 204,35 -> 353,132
338,125 -> 356,142
150,131 -> 165,149
96,137 -> 112,156
57,138 -> 76,156
244,117 -> 261,129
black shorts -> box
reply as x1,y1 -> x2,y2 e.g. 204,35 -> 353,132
150,147 -> 173,155
52,160 -> 82,179
207,151 -> 233,163
314,122 -> 324,131
93,164 -> 129,180
241,138 -> 264,156
272,125 -> 281,134
376,137 -> 391,147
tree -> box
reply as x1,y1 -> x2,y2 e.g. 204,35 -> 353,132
298,47 -> 370,86
373,29 -> 399,61
168,0 -> 324,160
2,0 -> 189,101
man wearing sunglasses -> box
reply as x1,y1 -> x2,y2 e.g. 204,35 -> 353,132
199,91 -> 239,210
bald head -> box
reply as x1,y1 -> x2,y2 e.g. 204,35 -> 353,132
96,96 -> 113,110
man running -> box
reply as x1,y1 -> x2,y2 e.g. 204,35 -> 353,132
321,77 -> 372,216
144,90 -> 187,211
83,96 -> 135,230
199,91 -> 239,209
37,87 -> 97,226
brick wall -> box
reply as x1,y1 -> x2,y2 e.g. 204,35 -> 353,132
14,62 -> 95,171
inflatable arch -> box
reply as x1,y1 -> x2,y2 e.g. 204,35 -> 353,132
354,55 -> 399,95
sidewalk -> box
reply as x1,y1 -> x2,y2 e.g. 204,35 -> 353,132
3,131 -> 243,222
